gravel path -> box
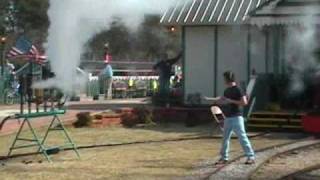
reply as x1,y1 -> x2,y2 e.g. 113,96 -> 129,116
208,138 -> 320,180
251,144 -> 320,180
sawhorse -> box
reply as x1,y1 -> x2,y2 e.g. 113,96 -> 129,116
7,110 -> 80,162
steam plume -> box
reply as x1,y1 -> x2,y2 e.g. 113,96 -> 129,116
37,0 -> 179,94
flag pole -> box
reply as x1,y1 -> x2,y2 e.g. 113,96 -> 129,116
27,61 -> 33,113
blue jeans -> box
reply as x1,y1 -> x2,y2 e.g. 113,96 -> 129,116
220,116 -> 255,160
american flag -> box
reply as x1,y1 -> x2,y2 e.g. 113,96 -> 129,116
6,36 -> 47,64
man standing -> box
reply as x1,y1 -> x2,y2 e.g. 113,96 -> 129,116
102,43 -> 113,99
205,71 -> 255,165
153,52 -> 182,96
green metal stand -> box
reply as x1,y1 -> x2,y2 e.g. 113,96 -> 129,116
7,112 -> 80,162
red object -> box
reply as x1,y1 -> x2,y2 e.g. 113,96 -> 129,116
302,115 -> 320,133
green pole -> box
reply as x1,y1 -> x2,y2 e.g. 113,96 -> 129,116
0,37 -> 6,104
265,29 -> 269,73
214,26 -> 218,97
247,25 -> 252,83
1,37 -> 4,76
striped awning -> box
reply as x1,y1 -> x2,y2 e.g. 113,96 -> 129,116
160,0 -> 271,25
249,0 -> 320,26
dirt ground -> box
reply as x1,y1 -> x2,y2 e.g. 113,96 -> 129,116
0,123 -> 300,180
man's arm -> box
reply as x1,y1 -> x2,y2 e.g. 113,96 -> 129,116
224,96 -> 248,106
168,52 -> 182,65
203,96 -> 227,104
204,96 -> 221,101
153,61 -> 161,70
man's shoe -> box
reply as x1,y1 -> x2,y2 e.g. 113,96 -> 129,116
215,158 -> 228,165
245,158 -> 255,165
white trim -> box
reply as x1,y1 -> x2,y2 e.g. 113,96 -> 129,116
226,0 -> 237,22
209,0 -> 221,22
243,0 -> 253,21
256,0 -> 261,8
218,0 -> 229,22
177,0 -> 188,22
234,0 -> 245,21
168,0 -> 181,23
184,0 -> 197,23
193,0 -> 205,22
201,0 -> 213,22
160,8 -> 169,23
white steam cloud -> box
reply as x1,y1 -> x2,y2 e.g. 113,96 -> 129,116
285,7 -> 320,94
35,0 -> 179,94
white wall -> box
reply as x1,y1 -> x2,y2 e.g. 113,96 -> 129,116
185,26 -> 215,102
251,27 -> 267,74
184,25 -> 267,104
216,26 -> 248,95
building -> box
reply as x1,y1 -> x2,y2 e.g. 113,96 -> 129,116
161,0 -> 320,104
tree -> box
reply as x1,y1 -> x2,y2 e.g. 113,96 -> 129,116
0,0 -> 16,35
136,15 -> 181,61
87,17 -> 132,61
14,0 -> 49,32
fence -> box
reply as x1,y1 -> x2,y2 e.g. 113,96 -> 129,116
86,76 -> 159,99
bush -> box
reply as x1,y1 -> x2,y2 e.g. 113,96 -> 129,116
94,114 -> 103,120
121,107 -> 155,127
134,107 -> 155,125
73,112 -> 92,128
121,113 -> 139,127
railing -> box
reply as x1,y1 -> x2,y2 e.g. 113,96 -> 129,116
86,76 -> 159,98
0,63 -> 43,104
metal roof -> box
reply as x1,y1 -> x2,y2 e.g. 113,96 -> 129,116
250,0 -> 320,25
160,0 -> 271,25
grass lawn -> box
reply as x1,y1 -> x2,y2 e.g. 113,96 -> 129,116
0,123 -> 297,180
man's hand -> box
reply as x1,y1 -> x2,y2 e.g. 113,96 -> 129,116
221,97 -> 232,104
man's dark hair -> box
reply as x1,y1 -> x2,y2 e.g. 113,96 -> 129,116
223,71 -> 235,83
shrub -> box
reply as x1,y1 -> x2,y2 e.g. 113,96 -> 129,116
134,107 -> 155,125
121,107 -> 155,127
94,114 -> 103,120
73,112 -> 92,128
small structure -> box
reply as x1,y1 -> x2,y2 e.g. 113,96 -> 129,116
161,0 -> 320,104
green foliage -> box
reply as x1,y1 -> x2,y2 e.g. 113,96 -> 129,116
1,2 -> 180,61
14,0 -> 49,31
87,15 -> 181,61
135,15 -> 181,60
0,0 -> 14,34
88,17 -> 132,60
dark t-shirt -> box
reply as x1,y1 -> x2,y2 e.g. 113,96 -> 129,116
155,61 -> 173,79
222,86 -> 245,117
